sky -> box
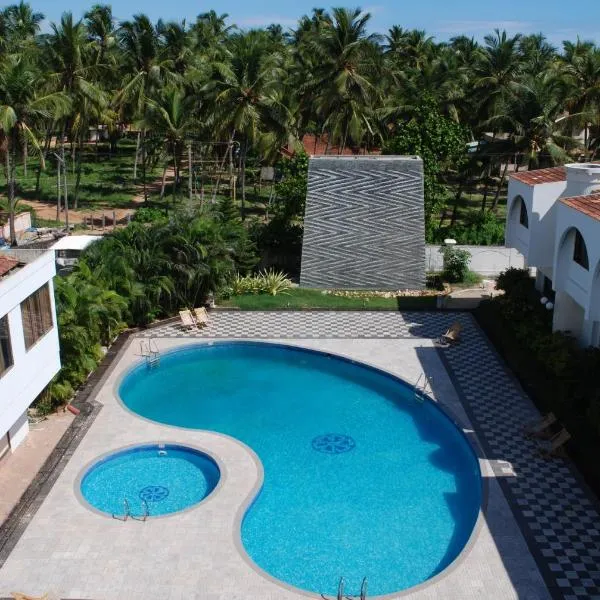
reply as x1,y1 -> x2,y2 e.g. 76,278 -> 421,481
31,0 -> 600,46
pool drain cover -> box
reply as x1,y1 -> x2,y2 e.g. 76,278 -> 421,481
312,434 -> 356,454
139,485 -> 169,502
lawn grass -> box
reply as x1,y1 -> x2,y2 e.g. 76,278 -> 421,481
218,288 -> 439,310
3,147 -> 161,212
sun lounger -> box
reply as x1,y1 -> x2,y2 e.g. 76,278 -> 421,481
438,322 -> 462,346
537,428 -> 571,459
194,307 -> 209,328
523,412 -> 557,439
179,309 -> 196,330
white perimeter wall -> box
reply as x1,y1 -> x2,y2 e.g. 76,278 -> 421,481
425,245 -> 525,276
0,252 -> 61,449
1,212 -> 32,241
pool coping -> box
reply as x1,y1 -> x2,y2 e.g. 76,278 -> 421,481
73,441 -> 228,521
114,339 -> 491,600
0,332 -> 132,570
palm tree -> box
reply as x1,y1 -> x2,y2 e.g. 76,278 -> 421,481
46,12 -> 109,208
0,56 -> 67,244
139,85 -> 196,199
1,2 -> 43,51
84,4 -> 117,66
116,14 -> 177,199
205,30 -> 290,216
305,8 -> 380,152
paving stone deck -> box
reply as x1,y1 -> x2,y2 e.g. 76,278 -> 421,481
0,310 -> 598,600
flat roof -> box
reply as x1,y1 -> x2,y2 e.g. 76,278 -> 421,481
50,235 -> 102,252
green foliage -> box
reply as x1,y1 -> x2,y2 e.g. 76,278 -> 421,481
477,273 -> 600,483
495,267 -> 532,294
435,211 -> 505,245
383,98 -> 468,233
226,269 -> 292,297
440,245 -> 471,283
250,217 -> 304,277
132,206 -> 168,224
273,152 -> 309,221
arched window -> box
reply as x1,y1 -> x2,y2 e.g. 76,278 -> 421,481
518,197 -> 529,228
573,230 -> 589,270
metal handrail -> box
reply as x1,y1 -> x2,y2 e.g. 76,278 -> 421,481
337,577 -> 345,600
131,499 -> 149,522
112,498 -> 130,521
360,577 -> 368,600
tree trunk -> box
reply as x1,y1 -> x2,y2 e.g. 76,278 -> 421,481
133,131 -> 141,181
160,164 -> 168,199
141,130 -> 147,202
23,141 -> 28,178
491,160 -> 509,213
36,124 -> 53,194
61,142 -> 69,232
74,134 -> 84,209
6,147 -> 17,247
241,138 -> 248,220
449,182 -> 464,227
56,157 -> 61,221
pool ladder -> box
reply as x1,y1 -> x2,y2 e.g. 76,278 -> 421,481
111,498 -> 149,522
326,576 -> 367,600
414,373 -> 433,403
140,338 -> 160,369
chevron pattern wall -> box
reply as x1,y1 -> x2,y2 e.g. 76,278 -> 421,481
300,156 -> 426,290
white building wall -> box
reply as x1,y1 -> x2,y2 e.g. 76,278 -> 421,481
553,204 -> 600,346
0,252 -> 61,451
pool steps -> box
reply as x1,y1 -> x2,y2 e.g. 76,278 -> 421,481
331,576 -> 367,599
414,373 -> 433,403
111,497 -> 149,522
139,338 -> 160,369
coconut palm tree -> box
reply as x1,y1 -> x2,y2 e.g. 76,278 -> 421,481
0,56 -> 68,244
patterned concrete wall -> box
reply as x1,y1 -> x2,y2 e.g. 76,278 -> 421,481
300,156 -> 425,290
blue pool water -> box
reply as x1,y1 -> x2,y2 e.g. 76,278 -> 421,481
119,343 -> 481,596
80,444 -> 220,517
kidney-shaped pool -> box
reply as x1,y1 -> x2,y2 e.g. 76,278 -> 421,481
119,342 -> 481,597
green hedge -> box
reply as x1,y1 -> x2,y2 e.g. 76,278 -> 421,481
475,271 -> 600,495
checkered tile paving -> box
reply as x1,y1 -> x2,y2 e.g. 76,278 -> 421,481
140,310 -> 600,599
139,310 -> 449,339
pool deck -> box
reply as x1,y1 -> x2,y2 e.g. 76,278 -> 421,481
0,311 -> 598,600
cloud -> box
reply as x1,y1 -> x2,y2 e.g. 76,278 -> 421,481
237,15 -> 298,27
363,5 -> 385,15
436,20 -> 533,34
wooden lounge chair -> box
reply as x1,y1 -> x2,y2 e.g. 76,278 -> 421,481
523,412 -> 557,439
194,307 -> 209,328
537,428 -> 571,459
179,309 -> 196,330
439,322 -> 462,346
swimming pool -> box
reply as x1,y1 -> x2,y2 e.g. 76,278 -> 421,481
119,342 -> 481,596
80,444 -> 220,517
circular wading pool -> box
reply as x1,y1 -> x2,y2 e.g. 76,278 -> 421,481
79,444 -> 220,517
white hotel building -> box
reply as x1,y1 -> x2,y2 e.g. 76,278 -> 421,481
505,162 -> 600,347
0,250 -> 61,458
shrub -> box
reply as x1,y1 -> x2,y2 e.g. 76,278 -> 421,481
227,270 -> 292,297
440,246 -> 471,282
495,267 -> 531,294
132,206 -> 168,224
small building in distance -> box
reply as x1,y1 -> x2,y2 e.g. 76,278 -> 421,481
50,235 -> 102,275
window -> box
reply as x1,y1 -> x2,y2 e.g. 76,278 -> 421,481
573,230 -> 589,270
21,283 -> 54,349
0,315 -> 12,377
519,198 -> 529,228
